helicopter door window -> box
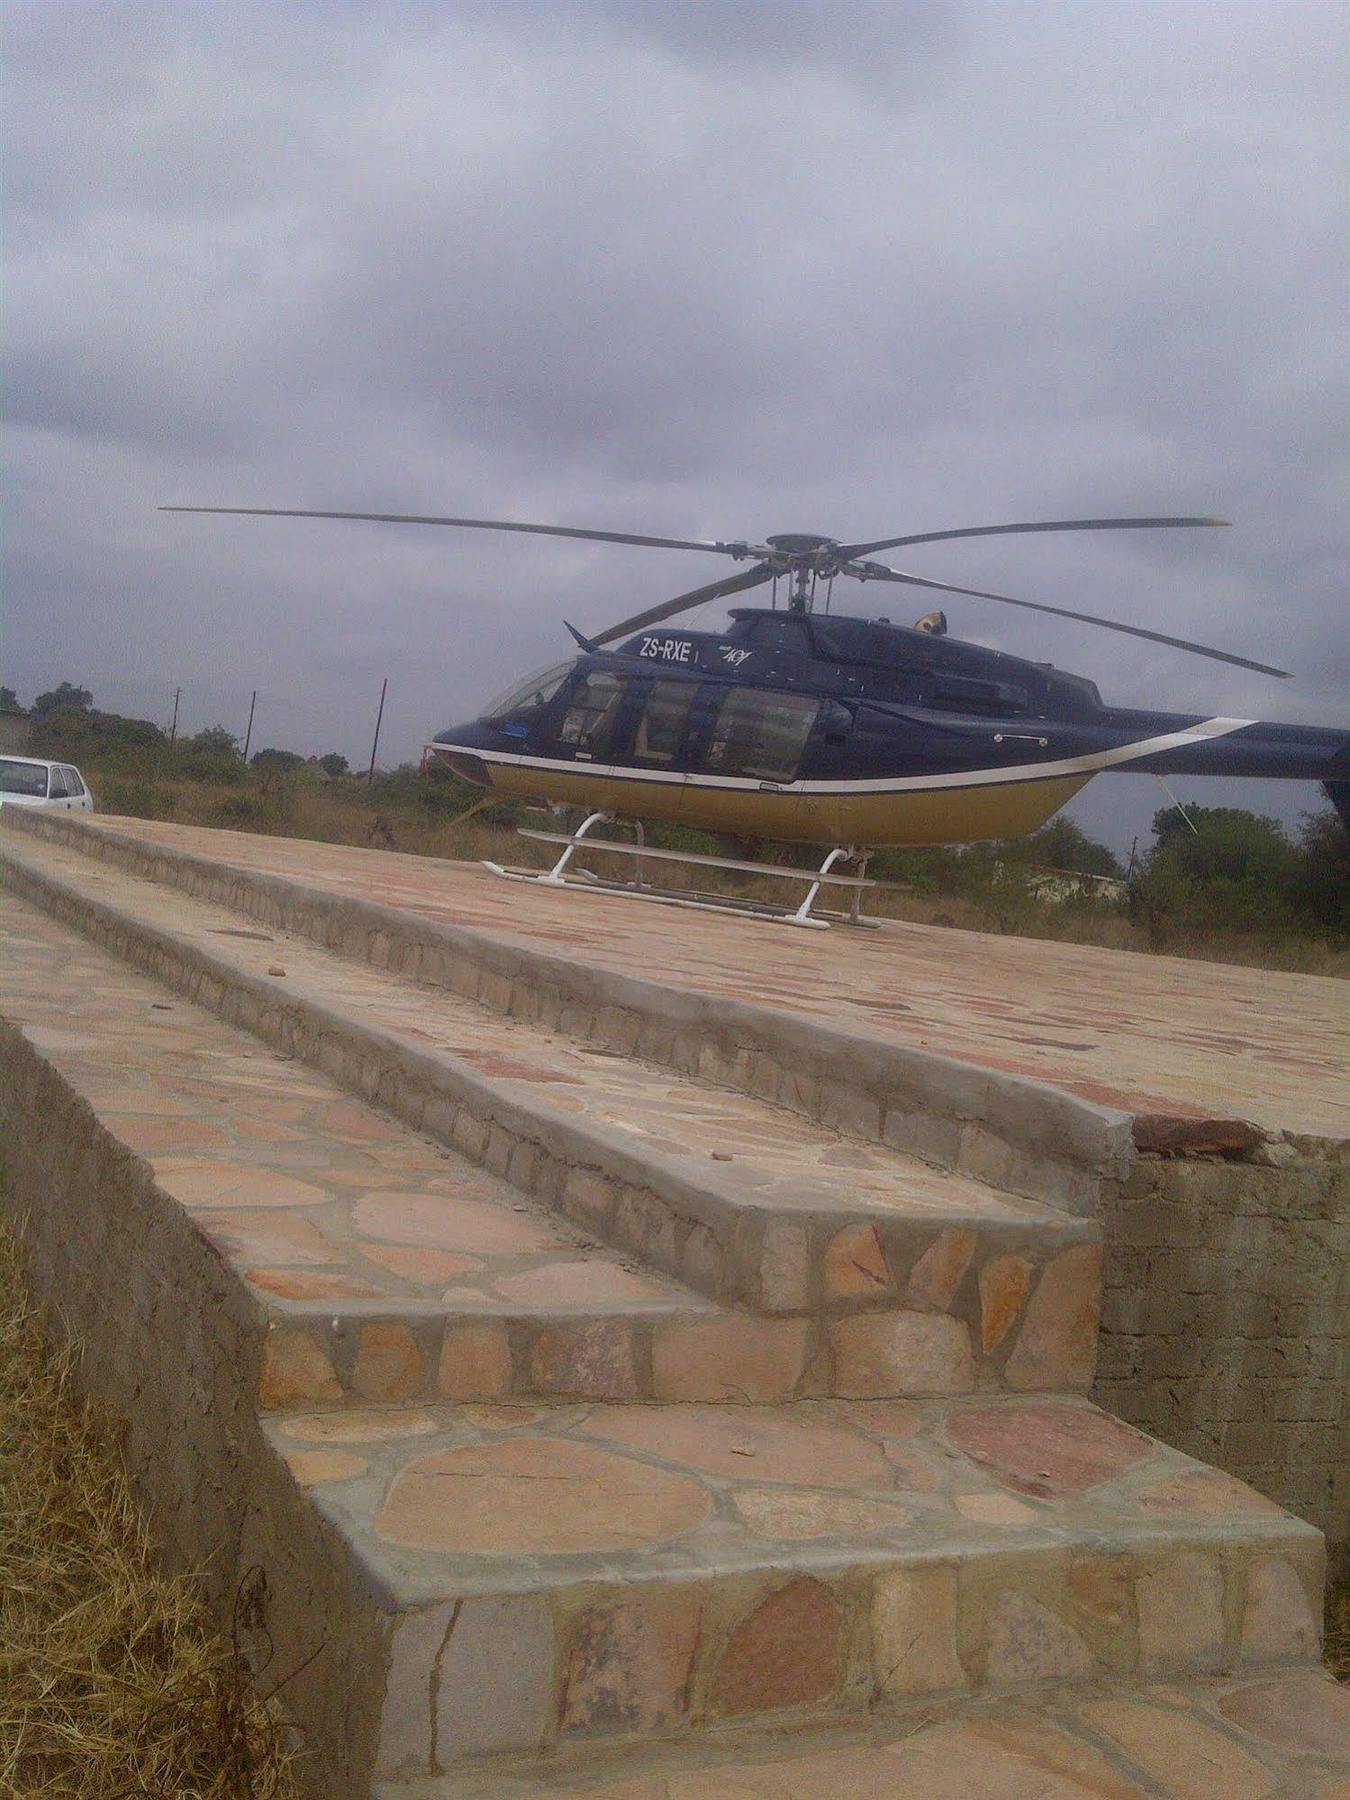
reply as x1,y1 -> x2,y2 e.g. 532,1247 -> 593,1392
557,671 -> 626,760
702,689 -> 819,783
633,680 -> 697,766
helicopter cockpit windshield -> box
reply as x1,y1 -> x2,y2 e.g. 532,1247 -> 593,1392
480,661 -> 572,724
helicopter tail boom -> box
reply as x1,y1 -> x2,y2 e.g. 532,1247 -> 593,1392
1115,716 -> 1348,786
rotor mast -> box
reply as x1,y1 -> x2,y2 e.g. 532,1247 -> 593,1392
761,534 -> 838,614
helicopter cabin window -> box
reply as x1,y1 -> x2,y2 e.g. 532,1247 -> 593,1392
481,661 -> 572,724
557,670 -> 626,760
633,680 -> 697,766
702,689 -> 819,783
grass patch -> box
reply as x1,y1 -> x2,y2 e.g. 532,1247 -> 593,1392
1327,1579 -> 1350,1683
0,1222 -> 302,1799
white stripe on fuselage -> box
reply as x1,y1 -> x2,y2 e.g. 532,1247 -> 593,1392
429,716 -> 1255,796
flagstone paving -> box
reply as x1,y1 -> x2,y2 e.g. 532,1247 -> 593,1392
0,831 -> 1079,1222
0,813 -> 1342,1797
266,1390 -> 1303,1586
0,830 -> 1103,1399
388,1668 -> 1350,1799
0,899 -> 725,1407
253,1386 -> 1322,1773
43,813 -> 1348,1139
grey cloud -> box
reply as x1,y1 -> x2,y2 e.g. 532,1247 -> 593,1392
3,1 -> 1345,850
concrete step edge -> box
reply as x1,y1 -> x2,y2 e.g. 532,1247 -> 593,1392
0,807 -> 1136,1209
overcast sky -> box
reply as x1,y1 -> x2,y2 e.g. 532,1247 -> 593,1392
5,1 -> 1346,851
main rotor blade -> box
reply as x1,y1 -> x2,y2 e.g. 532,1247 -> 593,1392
159,505 -> 737,557
590,563 -> 776,647
853,561 -> 1291,678
835,516 -> 1228,561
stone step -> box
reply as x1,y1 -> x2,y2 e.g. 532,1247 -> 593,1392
261,1389 -> 1322,1787
0,891 -> 740,1409
0,833 -> 1103,1400
370,1667 -> 1350,1799
0,807 -> 1133,1212
0,846 -> 1331,1799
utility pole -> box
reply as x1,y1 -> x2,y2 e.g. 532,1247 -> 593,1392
367,677 -> 388,785
169,687 -> 181,745
242,689 -> 257,764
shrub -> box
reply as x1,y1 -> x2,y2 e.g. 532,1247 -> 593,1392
210,789 -> 293,829
92,777 -> 177,821
175,727 -> 246,785
1134,805 -> 1303,935
1294,810 -> 1350,932
31,708 -> 166,766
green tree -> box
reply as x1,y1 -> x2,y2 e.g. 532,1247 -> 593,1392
0,686 -> 20,712
251,747 -> 305,772
1150,805 -> 1298,886
318,752 -> 349,777
187,725 -> 239,755
1133,805 -> 1301,939
33,682 -> 92,716
1007,816 -> 1122,878
175,724 -> 246,784
1294,810 -> 1350,932
30,705 -> 164,763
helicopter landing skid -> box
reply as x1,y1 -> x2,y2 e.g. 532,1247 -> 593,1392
482,812 -> 877,929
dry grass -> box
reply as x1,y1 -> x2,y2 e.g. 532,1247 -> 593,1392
1327,1581 -> 1350,1683
0,1223 -> 303,1800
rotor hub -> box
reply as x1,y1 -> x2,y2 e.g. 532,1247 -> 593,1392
764,532 -> 838,562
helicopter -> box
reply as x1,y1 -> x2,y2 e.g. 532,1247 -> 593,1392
162,505 -> 1349,925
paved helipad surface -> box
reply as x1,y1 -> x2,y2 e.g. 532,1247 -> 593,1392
63,817 -> 1350,1140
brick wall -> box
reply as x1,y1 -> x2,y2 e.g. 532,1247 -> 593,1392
1094,1152 -> 1348,1578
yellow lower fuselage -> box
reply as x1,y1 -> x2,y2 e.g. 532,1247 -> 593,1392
471,757 -> 1090,848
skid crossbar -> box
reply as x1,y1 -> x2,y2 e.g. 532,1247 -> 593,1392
482,813 -> 876,929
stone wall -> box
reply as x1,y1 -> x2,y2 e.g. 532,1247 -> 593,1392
1094,1151 -> 1348,1578
0,1017 -> 388,1798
